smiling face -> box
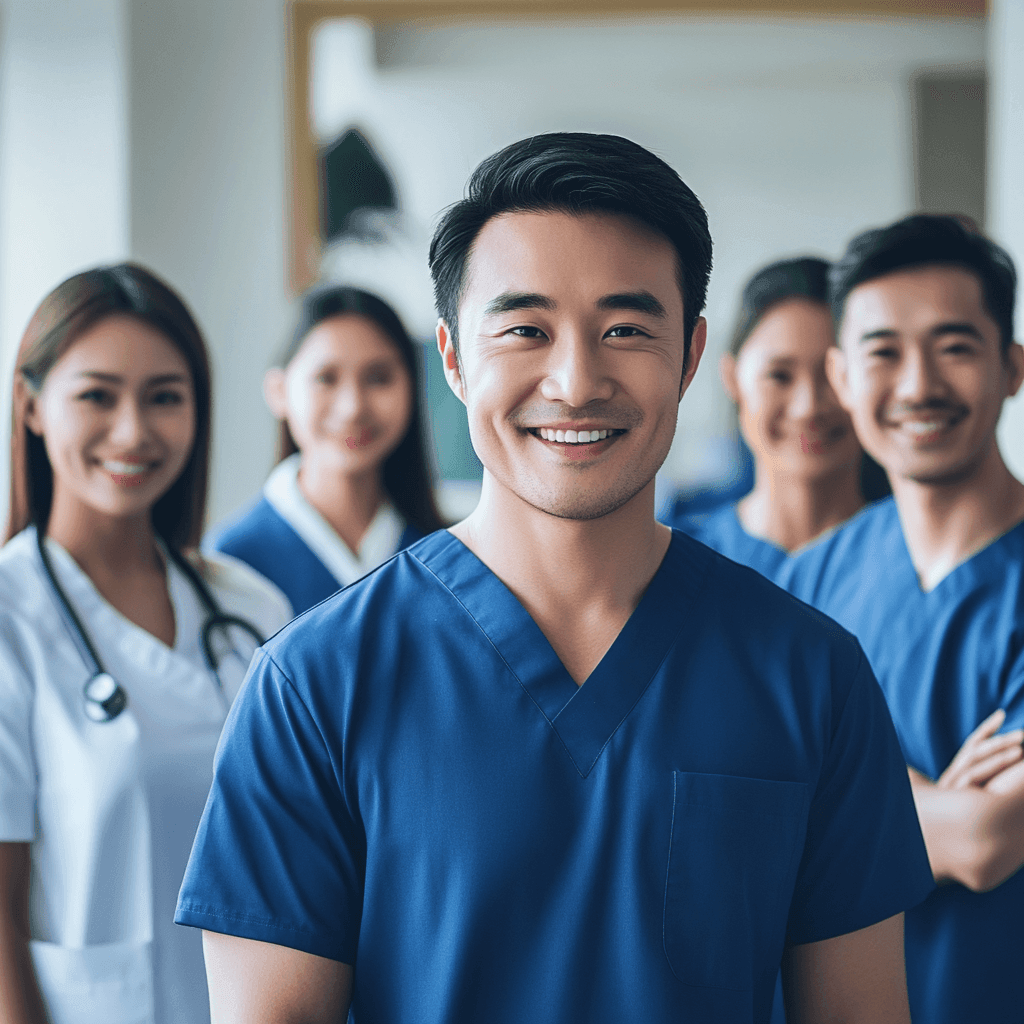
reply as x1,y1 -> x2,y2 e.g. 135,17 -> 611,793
25,315 -> 196,525
830,265 -> 1024,486
724,298 -> 861,482
438,209 -> 705,521
265,314 -> 414,477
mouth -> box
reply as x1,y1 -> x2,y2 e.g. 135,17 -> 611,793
527,426 -> 627,460
799,423 -> 848,456
891,411 -> 966,444
100,459 -> 159,486
345,427 -> 377,450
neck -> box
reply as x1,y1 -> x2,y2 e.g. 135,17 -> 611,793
737,462 -> 864,553
45,495 -> 162,579
890,440 -> 1024,590
451,474 -> 671,620
298,454 -> 384,554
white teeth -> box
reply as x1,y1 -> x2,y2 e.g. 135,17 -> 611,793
537,428 -> 612,443
903,421 -> 946,435
104,461 -> 149,475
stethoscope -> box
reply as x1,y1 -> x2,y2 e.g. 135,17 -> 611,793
35,528 -> 266,722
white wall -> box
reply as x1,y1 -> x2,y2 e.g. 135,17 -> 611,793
311,14 -> 986,489
128,0 -> 293,525
0,0 -> 129,521
990,0 -> 1024,478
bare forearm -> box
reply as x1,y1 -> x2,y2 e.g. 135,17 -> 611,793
0,922 -> 48,1024
909,767 -> 1024,891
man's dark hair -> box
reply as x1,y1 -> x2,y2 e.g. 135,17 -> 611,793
729,256 -> 830,357
428,132 -> 712,367
830,214 -> 1017,352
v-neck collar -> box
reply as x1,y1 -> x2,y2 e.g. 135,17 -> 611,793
414,529 -> 709,777
880,500 -> 1024,597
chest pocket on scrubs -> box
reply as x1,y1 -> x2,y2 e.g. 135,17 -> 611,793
29,939 -> 153,1024
664,772 -> 807,991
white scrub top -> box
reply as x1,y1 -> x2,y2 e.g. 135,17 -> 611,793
0,527 -> 292,1024
263,452 -> 405,586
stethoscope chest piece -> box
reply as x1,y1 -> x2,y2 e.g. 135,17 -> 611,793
83,672 -> 128,722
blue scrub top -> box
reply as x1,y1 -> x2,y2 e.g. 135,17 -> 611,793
177,529 -> 932,1024
210,496 -> 423,615
670,502 -> 789,582
780,497 -> 1024,1024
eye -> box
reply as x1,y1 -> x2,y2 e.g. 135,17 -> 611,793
605,325 -> 650,339
943,341 -> 975,356
866,346 -> 899,361
506,325 -> 546,339
150,389 -> 186,406
77,388 -> 116,408
364,366 -> 396,387
313,369 -> 338,386
765,369 -> 792,385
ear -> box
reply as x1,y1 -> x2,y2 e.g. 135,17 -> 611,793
436,319 -> 466,407
17,376 -> 44,436
825,347 -> 853,413
262,367 -> 288,420
1004,342 -> 1024,399
679,317 -> 708,400
719,353 -> 740,403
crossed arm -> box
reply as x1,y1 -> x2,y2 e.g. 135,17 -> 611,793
908,708 -> 1024,892
204,915 -> 911,1024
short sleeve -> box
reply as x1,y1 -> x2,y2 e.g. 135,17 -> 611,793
786,650 -> 934,945
175,649 -> 363,963
997,642 -> 1024,732
0,624 -> 38,840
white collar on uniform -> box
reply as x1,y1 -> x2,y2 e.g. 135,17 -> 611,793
263,452 -> 404,587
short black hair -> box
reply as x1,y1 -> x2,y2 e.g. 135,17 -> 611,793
830,214 -> 1017,352
428,132 -> 712,367
729,256 -> 831,357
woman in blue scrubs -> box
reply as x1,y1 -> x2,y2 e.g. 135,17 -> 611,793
211,287 -> 445,614
673,257 -> 887,578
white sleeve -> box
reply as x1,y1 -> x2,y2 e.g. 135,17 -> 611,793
0,619 -> 37,841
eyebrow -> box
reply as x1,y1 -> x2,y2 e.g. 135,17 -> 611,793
482,290 -> 667,318
76,371 -> 190,386
483,292 -> 556,316
859,322 -> 985,343
596,291 -> 667,318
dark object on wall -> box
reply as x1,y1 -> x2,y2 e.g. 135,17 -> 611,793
319,127 -> 397,242
913,72 -> 986,228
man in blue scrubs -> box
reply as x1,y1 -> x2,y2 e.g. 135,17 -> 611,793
176,134 -> 933,1023
780,214 -> 1024,1024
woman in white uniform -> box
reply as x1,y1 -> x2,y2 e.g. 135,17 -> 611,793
209,286 -> 445,615
0,264 -> 292,1024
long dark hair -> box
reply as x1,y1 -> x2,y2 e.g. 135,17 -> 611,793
276,286 -> 445,534
7,263 -> 213,549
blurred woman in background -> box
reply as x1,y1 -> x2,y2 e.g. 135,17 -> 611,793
0,264 -> 291,1024
211,286 -> 445,615
675,256 -> 888,577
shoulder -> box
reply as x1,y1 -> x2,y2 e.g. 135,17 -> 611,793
197,549 -> 294,636
0,530 -> 50,618
672,529 -> 866,702
207,496 -> 287,555
259,532 -> 456,693
782,498 -> 898,598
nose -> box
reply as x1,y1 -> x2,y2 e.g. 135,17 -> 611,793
894,346 -> 946,405
538,332 -> 614,408
330,381 -> 369,423
108,397 -> 148,446
789,371 -> 834,424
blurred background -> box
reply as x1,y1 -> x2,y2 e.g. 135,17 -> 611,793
0,0 -> 1020,530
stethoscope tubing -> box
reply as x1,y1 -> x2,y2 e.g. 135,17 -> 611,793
34,526 -> 265,720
